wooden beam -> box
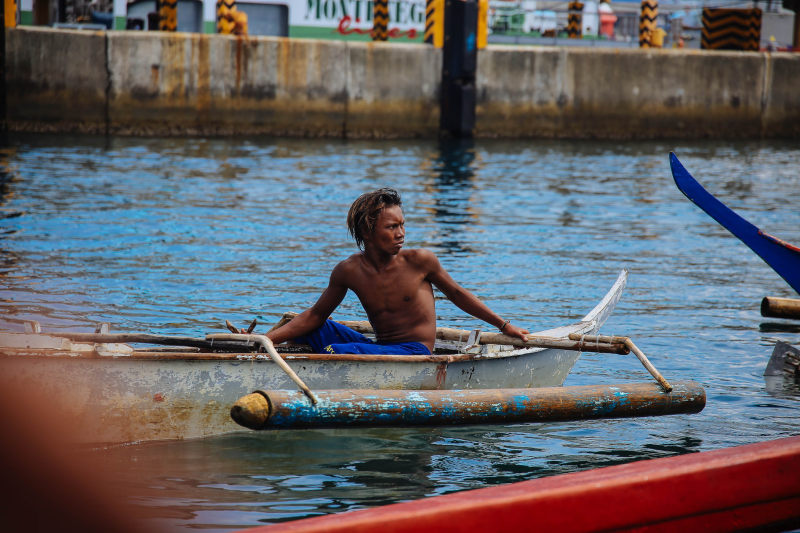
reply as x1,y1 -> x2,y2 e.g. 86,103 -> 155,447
761,296 -> 800,320
231,381 -> 705,429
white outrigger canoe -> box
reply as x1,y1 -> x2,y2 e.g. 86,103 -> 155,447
0,270 -> 627,444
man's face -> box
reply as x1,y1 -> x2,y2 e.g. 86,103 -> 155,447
366,205 -> 405,255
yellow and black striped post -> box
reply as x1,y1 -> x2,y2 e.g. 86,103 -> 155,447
567,1 -> 583,39
157,0 -> 177,31
217,0 -> 231,32
217,0 -> 238,34
701,8 -> 761,51
639,0 -> 657,47
372,0 -> 389,41
477,0 -> 488,48
4,0 -> 16,28
425,0 -> 444,47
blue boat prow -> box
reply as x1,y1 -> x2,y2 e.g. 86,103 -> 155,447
670,152 -> 800,295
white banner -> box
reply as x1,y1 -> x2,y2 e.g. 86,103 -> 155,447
289,0 -> 426,31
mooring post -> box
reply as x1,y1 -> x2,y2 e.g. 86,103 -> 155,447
440,0 -> 477,138
1,3 -> 4,147
790,0 -> 800,50
1,0 -> 6,146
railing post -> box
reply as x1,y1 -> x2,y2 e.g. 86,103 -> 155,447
424,0 -> 444,47
372,0 -> 389,41
639,0 -> 657,47
158,0 -> 177,31
568,1 -> 583,39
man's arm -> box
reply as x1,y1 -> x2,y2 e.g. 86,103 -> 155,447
421,250 -> 529,341
266,264 -> 349,345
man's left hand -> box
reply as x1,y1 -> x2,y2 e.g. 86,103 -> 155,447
504,323 -> 530,342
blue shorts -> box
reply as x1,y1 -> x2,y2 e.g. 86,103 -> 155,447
294,319 -> 431,355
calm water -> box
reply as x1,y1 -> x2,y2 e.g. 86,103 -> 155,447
1,134 -> 799,531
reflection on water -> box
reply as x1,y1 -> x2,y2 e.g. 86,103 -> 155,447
421,138 -> 480,257
1,134 -> 799,531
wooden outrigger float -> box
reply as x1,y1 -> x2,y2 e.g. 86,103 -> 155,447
231,381 -> 705,430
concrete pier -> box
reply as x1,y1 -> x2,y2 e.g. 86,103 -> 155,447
6,26 -> 800,138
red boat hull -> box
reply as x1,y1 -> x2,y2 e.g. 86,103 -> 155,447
259,435 -> 800,532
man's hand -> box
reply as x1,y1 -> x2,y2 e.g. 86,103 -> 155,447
503,323 -> 530,342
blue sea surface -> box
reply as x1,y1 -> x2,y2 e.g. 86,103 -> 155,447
1,135 -> 798,531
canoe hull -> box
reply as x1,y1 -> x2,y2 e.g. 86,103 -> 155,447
0,346 -> 591,443
0,270 -> 627,444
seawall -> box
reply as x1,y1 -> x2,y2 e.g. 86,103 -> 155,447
6,26 -> 800,139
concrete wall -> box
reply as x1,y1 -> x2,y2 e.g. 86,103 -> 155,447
475,46 -> 796,139
6,28 -> 108,133
5,26 -> 800,139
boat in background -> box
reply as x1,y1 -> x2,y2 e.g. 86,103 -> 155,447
0,270 -> 628,444
670,152 -> 800,295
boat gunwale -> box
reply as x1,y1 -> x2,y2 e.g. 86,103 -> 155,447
0,270 -> 629,364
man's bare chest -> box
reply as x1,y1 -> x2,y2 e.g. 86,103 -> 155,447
350,269 -> 430,310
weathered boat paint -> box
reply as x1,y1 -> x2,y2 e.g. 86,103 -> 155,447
0,270 -> 627,444
764,341 -> 800,397
231,381 -> 706,429
251,435 -> 800,533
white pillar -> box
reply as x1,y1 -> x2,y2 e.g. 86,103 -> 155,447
19,0 -> 32,24
113,0 -> 126,29
521,0 -> 536,33
203,0 -> 216,33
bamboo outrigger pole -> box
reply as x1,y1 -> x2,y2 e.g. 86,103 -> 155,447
569,333 -> 672,392
265,312 -> 673,393
206,333 -> 319,405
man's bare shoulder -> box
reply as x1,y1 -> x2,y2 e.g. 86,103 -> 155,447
331,253 -> 364,276
399,248 -> 440,269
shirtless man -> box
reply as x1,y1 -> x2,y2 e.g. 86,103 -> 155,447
266,188 -> 529,355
